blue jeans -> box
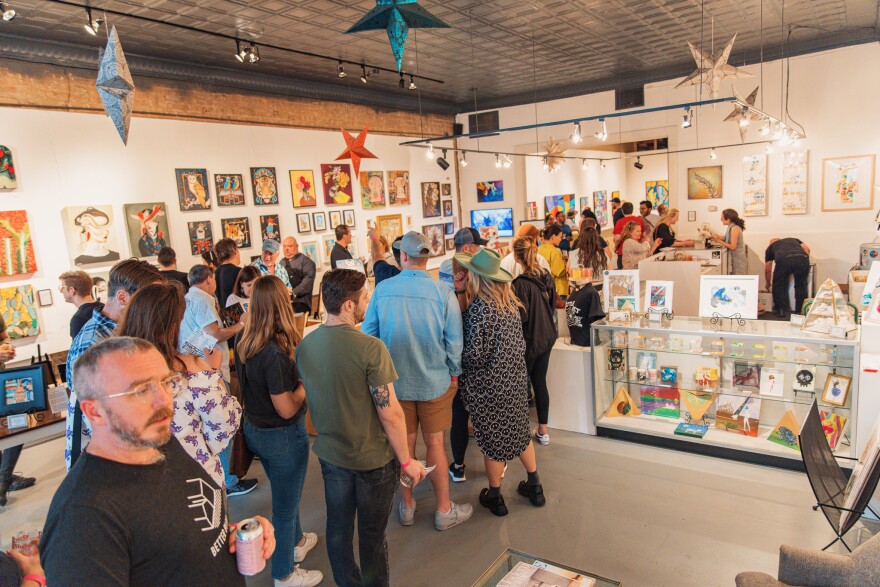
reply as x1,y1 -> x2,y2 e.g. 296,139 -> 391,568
218,440 -> 239,488
244,418 -> 309,580
320,458 -> 399,587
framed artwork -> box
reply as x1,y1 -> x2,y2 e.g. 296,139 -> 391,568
822,373 -> 852,407
312,212 -> 327,232
715,394 -> 761,437
37,289 -> 53,307
0,285 -> 39,339
445,238 -> 455,251
175,168 -> 211,211
251,167 -> 278,206
0,145 -> 16,189
841,418 -> 880,532
289,170 -> 317,208
645,180 -> 669,208
321,235 -> 336,265
759,368 -> 785,398
646,280 -> 673,317
0,210 -> 37,276
742,155 -> 768,217
214,174 -> 245,207
821,410 -> 848,451
359,170 -> 386,209
607,310 -> 631,324
687,165 -> 723,199
187,220 -> 214,255
793,366 -> 816,392
732,362 -> 761,390
123,203 -> 170,259
579,196 -> 589,211
442,183 -> 452,197
343,209 -> 356,227
301,241 -> 319,265
387,170 -> 410,205
376,214 -> 403,241
782,151 -> 809,215
602,270 -> 639,312
594,191 -> 608,226
62,206 -> 121,267
443,200 -> 453,217
329,210 -> 342,229
444,222 -> 454,236
607,348 -> 626,371
477,180 -> 503,203
822,155 -> 875,212
698,275 -> 759,320
260,214 -> 280,243
321,163 -> 354,205
421,182 -> 441,218
544,194 -> 575,217
527,201 -> 538,220
221,217 -> 251,249
421,224 -> 445,258
296,213 -> 312,234
0,364 -> 46,417
614,296 -> 636,311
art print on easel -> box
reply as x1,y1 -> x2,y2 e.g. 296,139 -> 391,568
602,270 -> 639,312
698,275 -> 759,320
822,155 -> 875,212
646,280 -> 673,318
175,168 -> 211,211
821,373 -> 851,407
251,167 -> 279,206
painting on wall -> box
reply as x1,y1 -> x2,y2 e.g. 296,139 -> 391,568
260,214 -> 281,243
62,206 -> 121,267
321,163 -> 354,205
359,170 -> 386,209
123,203 -> 170,259
221,217 -> 251,249
443,201 -> 453,217
442,184 -> 452,197
376,214 -> 403,242
0,145 -> 16,189
782,151 -> 809,215
214,174 -> 245,207
296,213 -> 312,234
187,221 -> 213,255
0,285 -> 38,339
329,211 -> 342,230
544,194 -> 575,217
822,155 -> 875,212
289,170 -> 317,208
251,167 -> 279,206
0,211 -> 36,276
343,209 -> 356,227
477,180 -> 504,203
742,155 -> 768,216
422,182 -> 441,218
594,191 -> 608,227
321,235 -> 336,265
687,165 -> 723,199
301,241 -> 319,265
89,270 -> 110,303
312,212 -> 327,231
421,224 -> 445,258
175,168 -> 212,211
527,201 -> 538,220
387,170 -> 410,205
645,180 -> 669,208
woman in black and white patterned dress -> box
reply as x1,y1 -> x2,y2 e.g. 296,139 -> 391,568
453,248 -> 546,517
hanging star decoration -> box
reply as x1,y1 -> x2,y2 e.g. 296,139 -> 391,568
95,26 -> 136,145
675,33 -> 753,100
346,1 -> 450,72
336,127 -> 378,177
543,137 -> 566,173
724,86 -> 763,142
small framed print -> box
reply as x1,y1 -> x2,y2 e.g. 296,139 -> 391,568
793,366 -> 816,392
607,348 -> 626,371
660,366 -> 677,383
608,310 -> 631,324
343,209 -> 356,227
37,289 -> 53,307
329,210 -> 342,229
296,213 -> 312,234
821,373 -> 852,407
312,212 -> 327,232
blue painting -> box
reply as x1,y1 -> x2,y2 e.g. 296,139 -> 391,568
470,208 -> 514,238
477,180 -> 504,203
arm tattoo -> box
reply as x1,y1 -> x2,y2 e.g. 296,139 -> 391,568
370,384 -> 391,409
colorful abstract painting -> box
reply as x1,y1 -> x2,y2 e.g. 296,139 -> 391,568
594,191 -> 608,226
175,168 -> 211,211
387,170 -> 410,205
62,206 -> 121,268
289,170 -> 317,208
187,220 -> 213,255
782,151 -> 808,214
214,174 -> 245,207
477,180 -> 504,203
321,163 -> 354,205
0,285 -> 38,339
640,386 -> 679,418
645,180 -> 669,208
0,145 -> 16,189
422,182 -> 441,218
359,170 -> 386,209
221,217 -> 251,249
527,201 -> 538,220
123,203 -> 170,259
715,394 -> 761,437
421,224 -> 445,257
605,386 -> 641,417
251,167 -> 278,206
544,194 -> 575,218
687,166 -> 723,199
820,410 -> 848,451
0,211 -> 36,276
768,411 -> 800,451
260,214 -> 281,243
742,155 -> 768,216
822,155 -> 875,212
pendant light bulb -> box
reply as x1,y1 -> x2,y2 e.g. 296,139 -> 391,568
2,2 -> 16,21
570,122 -> 582,144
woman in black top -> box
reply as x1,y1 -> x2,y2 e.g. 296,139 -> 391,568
654,208 -> 696,249
235,276 -> 321,585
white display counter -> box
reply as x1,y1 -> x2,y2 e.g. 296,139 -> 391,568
637,247 -> 726,316
546,337 -> 594,435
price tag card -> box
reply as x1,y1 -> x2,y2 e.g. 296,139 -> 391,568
6,414 -> 28,429
828,325 -> 848,339
789,314 -> 805,326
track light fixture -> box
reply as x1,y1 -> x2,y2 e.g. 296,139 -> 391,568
360,65 -> 368,83
459,152 -> 468,167
739,107 -> 751,128
502,154 -> 512,169
600,161 -> 606,170
399,73 -> 405,89
437,149 -> 450,170
541,157 -> 549,171
681,107 -> 693,129
83,7 -> 102,35
1,2 -> 15,21
495,154 -> 503,169
634,157 -> 644,170
581,159 -> 588,170
709,148 -> 717,160
593,118 -> 608,141
570,122 -> 582,144
758,119 -> 770,136
408,75 -> 417,91
235,40 -> 260,63
336,61 -> 347,78
426,143 -> 435,160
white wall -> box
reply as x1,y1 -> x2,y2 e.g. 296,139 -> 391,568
457,43 -> 880,286
0,108 -> 459,356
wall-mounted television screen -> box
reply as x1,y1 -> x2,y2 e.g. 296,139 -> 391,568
0,364 -> 47,417
470,208 -> 514,238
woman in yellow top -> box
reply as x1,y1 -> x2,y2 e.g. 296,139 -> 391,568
538,224 -> 569,298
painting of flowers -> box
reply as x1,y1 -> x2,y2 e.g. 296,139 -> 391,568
321,163 -> 354,205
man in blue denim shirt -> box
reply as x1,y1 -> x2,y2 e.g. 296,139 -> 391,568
361,231 -> 473,532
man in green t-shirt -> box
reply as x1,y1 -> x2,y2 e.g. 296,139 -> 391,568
295,269 -> 426,587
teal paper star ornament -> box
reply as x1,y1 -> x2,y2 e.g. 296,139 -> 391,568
346,1 -> 450,72
96,26 -> 135,145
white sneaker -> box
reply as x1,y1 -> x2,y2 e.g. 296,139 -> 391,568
293,532 -> 318,563
275,565 -> 323,587
398,498 -> 415,526
535,430 -> 550,445
434,501 -> 473,531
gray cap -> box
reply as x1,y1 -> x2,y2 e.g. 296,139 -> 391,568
392,231 -> 432,258
453,227 -> 489,246
262,239 -> 281,253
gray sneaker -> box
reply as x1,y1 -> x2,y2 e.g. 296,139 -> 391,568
434,501 -> 473,531
398,499 -> 415,526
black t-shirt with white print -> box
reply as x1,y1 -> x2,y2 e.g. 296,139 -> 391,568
40,437 -> 244,587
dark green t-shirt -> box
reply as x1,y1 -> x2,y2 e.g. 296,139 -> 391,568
295,324 -> 398,471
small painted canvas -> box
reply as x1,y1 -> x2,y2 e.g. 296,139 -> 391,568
594,191 -> 608,226
187,221 -> 213,255
214,174 -> 245,206
442,183 -> 452,197
422,182 -> 441,218
607,348 -> 625,371
645,180 -> 669,208
443,201 -> 453,217
742,155 -> 768,216
822,373 -> 852,407
675,423 -> 708,438
301,241 -> 319,265
640,386 -> 680,419
603,270 -> 639,312
660,366 -> 677,383
175,168 -> 211,211
387,170 -> 410,205
0,211 -> 37,276
679,389 -> 716,423
793,366 -> 816,392
768,411 -> 801,451
715,394 -> 761,437
89,270 -> 110,303
646,280 -> 674,315
759,368 -> 785,398
4,377 -> 33,404
445,238 -> 455,251
477,180 -> 503,203
376,214 -> 403,242
260,214 -> 281,243
605,386 -> 641,417
321,235 -> 336,265
527,201 -> 538,220
544,194 -> 575,217
359,170 -> 386,209
328,211 -> 341,230
635,352 -> 657,370
0,285 -> 39,339
221,217 -> 251,249
820,410 -> 848,451
733,362 -> 761,390
445,222 -> 454,236
782,151 -> 808,214
63,206 -> 121,268
694,367 -> 719,391
123,203 -> 170,259
343,209 -> 356,227
296,213 -> 311,234
615,296 -> 637,311
0,145 -> 16,189
422,224 -> 445,258
822,155 -> 875,212
579,196 -> 588,211
312,212 -> 327,232
687,165 -> 723,199
321,163 -> 354,205
290,170 -> 318,208
251,167 -> 279,206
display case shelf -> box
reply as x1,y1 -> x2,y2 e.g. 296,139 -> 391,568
606,345 -> 853,370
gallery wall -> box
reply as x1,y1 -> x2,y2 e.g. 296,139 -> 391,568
456,43 -> 880,287
0,108 -> 459,356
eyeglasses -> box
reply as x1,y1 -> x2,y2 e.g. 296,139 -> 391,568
105,373 -> 187,403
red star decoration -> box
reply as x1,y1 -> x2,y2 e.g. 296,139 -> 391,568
335,127 -> 378,177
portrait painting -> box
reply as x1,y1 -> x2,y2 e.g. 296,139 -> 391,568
123,203 -> 170,259
421,224 -> 445,258
422,182 -> 441,218
260,214 -> 281,243
187,220 -> 213,255
443,200 -> 454,217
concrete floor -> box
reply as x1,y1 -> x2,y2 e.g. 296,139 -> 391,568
1,428 -> 874,586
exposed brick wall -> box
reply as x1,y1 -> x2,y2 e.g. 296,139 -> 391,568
0,60 -> 453,137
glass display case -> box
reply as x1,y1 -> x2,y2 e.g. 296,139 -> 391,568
591,316 -> 859,469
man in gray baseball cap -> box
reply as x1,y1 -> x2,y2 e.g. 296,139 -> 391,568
439,228 -> 488,284
252,238 -> 291,290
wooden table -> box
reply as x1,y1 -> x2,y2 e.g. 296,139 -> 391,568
0,411 -> 65,451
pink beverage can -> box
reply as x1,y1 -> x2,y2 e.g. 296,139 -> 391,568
235,518 -> 266,576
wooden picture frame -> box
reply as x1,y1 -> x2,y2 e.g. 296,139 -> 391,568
821,373 -> 852,407
821,155 -> 875,212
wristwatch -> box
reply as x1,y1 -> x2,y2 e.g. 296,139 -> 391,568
22,575 -> 47,587
454,289 -> 465,295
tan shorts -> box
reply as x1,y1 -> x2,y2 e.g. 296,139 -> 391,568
399,386 -> 455,434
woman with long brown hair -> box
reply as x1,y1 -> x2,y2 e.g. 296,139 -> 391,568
226,264 -> 261,311
235,275 -> 322,586
620,221 -> 663,269
114,282 -> 242,488
711,208 -> 748,274
569,220 -> 609,277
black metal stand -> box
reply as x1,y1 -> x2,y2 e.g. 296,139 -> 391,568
709,312 -> 746,327
644,307 -> 674,321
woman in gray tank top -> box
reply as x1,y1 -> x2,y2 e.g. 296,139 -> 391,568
711,209 -> 747,274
